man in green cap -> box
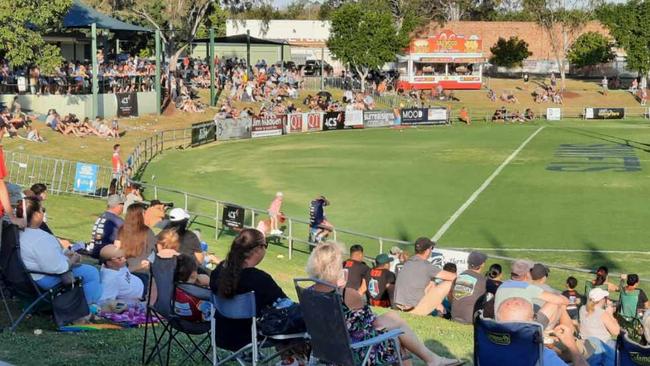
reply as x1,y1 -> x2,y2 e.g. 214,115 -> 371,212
368,253 -> 396,308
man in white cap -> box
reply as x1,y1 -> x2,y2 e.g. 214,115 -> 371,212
165,208 -> 205,270
89,194 -> 125,259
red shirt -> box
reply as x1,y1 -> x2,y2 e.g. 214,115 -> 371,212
0,147 -> 7,216
112,152 -> 121,173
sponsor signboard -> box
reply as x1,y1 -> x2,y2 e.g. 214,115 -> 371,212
400,107 -> 449,125
546,108 -> 561,121
584,108 -> 625,120
287,113 -> 304,133
222,204 -> 245,230
306,112 -> 323,131
428,248 -> 470,273
191,121 -> 216,146
73,163 -> 98,194
252,115 -> 285,138
216,118 -> 252,140
344,110 -> 364,128
363,110 -> 394,128
323,111 -> 345,131
116,92 -> 139,117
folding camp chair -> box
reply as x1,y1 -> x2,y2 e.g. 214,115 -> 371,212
616,330 -> 650,366
0,222 -> 88,332
473,311 -> 544,366
141,256 -> 212,366
210,291 -> 308,366
294,278 -> 404,366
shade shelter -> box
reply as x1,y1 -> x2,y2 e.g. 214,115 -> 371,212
61,0 -> 158,116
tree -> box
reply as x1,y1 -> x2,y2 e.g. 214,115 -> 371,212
524,0 -> 599,89
567,31 -> 614,69
196,4 -> 228,38
328,3 -> 406,92
489,36 -> 532,68
0,0 -> 72,74
597,1 -> 650,81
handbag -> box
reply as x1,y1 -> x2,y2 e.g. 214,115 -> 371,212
257,302 -> 306,336
51,281 -> 89,327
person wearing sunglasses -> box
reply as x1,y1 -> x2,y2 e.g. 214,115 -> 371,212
98,244 -> 144,307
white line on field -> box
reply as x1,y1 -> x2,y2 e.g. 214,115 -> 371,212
432,126 -> 546,242
446,247 -> 650,255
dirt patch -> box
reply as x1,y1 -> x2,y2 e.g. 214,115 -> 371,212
563,91 -> 580,99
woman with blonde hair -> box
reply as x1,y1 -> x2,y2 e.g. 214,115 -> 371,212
579,288 -> 620,346
306,242 -> 464,366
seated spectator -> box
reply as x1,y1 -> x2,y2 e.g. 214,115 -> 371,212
510,110 -> 525,123
173,253 -> 212,322
24,125 -> 44,142
123,184 -> 143,212
343,244 -> 371,296
487,89 -> 497,102
485,263 -> 503,296
494,260 -> 570,330
165,208 -> 205,270
307,241 -> 464,366
209,229 -> 296,352
367,253 -> 396,308
530,263 -> 573,329
89,194 -> 125,259
393,237 -> 457,316
497,297 -> 588,366
388,246 -> 403,273
458,107 -> 471,125
117,203 -> 156,279
620,274 -> 649,317
579,288 -> 619,351
19,197 -> 102,311
450,251 -> 487,324
591,266 -> 620,293
98,244 -> 144,306
144,199 -> 166,230
562,276 -> 583,321
524,108 -> 535,121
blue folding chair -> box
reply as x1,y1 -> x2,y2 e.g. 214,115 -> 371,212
616,330 -> 650,366
473,311 -> 544,366
210,291 -> 307,366
294,278 -> 404,366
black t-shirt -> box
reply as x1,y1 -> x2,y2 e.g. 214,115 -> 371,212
367,268 -> 396,306
485,278 -> 502,295
179,231 -> 202,261
638,289 -> 649,312
342,259 -> 370,291
209,264 -> 287,351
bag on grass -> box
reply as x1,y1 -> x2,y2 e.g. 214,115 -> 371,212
258,300 -> 305,336
52,281 -> 89,327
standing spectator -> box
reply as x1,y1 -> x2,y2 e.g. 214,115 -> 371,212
393,237 -> 457,316
450,251 -> 487,324
641,88 -> 648,106
601,76 -> 608,96
89,194 -> 125,259
562,276 -> 583,320
98,244 -> 144,305
458,107 -> 471,125
342,244 -> 371,296
550,73 -> 557,89
165,208 -> 204,269
111,144 -> 123,183
267,191 -> 283,236
0,127 -> 21,231
367,253 -> 396,308
388,246 -> 402,273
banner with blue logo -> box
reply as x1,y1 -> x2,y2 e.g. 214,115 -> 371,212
73,163 -> 98,194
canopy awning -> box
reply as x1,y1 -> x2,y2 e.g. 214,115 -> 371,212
194,34 -> 289,45
63,0 -> 151,32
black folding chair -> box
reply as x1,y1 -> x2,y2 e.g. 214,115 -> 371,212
0,222 -> 88,332
294,278 -> 403,366
141,256 -> 212,366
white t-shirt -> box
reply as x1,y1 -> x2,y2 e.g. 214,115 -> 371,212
99,266 -> 144,303
20,228 -> 69,281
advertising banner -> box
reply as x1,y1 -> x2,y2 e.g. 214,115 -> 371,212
323,111 -> 345,131
116,92 -> 139,117
216,118 -> 252,140
252,115 -> 285,138
344,110 -> 364,128
428,248 -> 470,273
287,113 -> 304,133
546,108 -> 561,121
400,107 -> 448,125
73,163 -> 98,194
363,110 -> 394,128
306,112 -> 323,131
584,108 -> 625,120
191,121 -> 216,146
222,204 -> 245,230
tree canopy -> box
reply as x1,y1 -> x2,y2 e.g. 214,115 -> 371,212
0,0 -> 72,73
489,36 -> 532,68
567,31 -> 614,69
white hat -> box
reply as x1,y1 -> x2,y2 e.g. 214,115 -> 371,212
169,208 -> 190,222
589,288 -> 609,302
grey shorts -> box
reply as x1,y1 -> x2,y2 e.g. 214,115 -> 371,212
534,311 -> 550,329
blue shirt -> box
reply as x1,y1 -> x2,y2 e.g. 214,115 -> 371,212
90,211 -> 124,258
309,199 -> 325,229
543,348 -> 568,366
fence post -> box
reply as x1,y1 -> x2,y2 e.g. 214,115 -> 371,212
154,185 -> 158,200
184,192 -> 188,210
251,210 -> 256,228
215,201 -> 220,240
379,237 -> 384,254
333,228 -> 337,242
288,218 -> 293,260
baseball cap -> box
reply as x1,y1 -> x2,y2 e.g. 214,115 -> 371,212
99,244 -> 125,262
414,237 -> 435,253
389,246 -> 403,255
468,251 -> 488,268
169,208 -> 190,222
511,260 -> 534,279
530,263 -> 550,280
588,288 -> 609,302
107,194 -> 125,208
375,253 -> 394,265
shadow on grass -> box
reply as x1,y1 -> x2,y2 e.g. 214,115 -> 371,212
424,338 -> 469,363
580,241 -> 620,273
559,127 -> 650,153
479,229 -> 508,259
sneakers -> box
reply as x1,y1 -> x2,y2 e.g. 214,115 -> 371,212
270,229 -> 283,236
